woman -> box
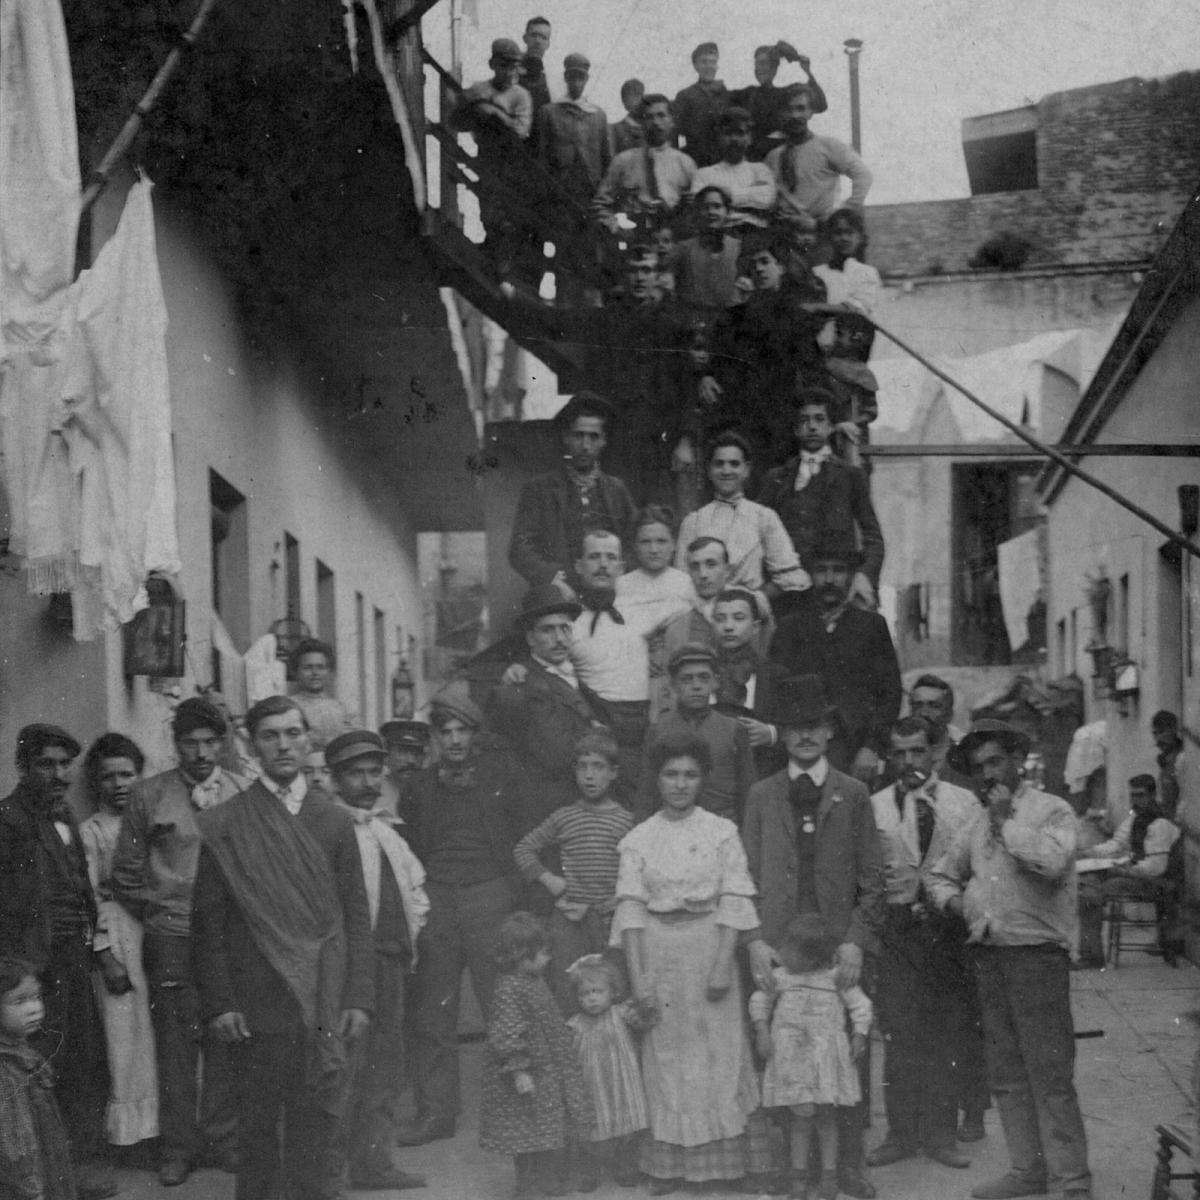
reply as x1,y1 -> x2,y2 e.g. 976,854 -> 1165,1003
813,208 -> 881,317
611,731 -> 767,1193
80,733 -> 159,1150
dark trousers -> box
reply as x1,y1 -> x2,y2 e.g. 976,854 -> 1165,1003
144,931 -> 238,1163
412,876 -> 515,1121
876,905 -> 973,1149
973,945 -> 1090,1193
338,951 -> 408,1179
546,907 -> 611,1013
232,1028 -> 338,1200
35,938 -> 110,1161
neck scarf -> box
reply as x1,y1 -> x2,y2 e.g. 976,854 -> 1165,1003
581,589 -> 624,634
795,445 -> 833,490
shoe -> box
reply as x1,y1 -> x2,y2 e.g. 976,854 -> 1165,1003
837,1166 -> 876,1198
648,1179 -> 681,1196
958,1111 -> 986,1143
159,1157 -> 192,1187
350,1168 -> 428,1190
865,1139 -> 917,1167
970,1174 -> 1049,1199
925,1144 -> 971,1169
395,1116 -> 456,1146
74,1163 -> 119,1200
1069,956 -> 1105,971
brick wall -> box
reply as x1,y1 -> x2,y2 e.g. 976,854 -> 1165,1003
868,72 -> 1200,276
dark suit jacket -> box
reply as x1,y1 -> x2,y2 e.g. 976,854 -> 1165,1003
741,764 -> 884,954
509,467 -> 638,587
769,598 -> 902,759
0,781 -> 97,965
758,456 -> 885,587
488,659 -> 609,832
714,656 -> 790,778
191,783 -> 374,1031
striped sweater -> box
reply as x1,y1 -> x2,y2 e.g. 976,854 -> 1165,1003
514,800 -> 634,906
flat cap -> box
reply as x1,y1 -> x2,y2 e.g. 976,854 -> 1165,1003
379,720 -> 431,748
563,52 -> 590,74
668,642 -> 717,674
325,729 -> 386,769
491,37 -> 523,62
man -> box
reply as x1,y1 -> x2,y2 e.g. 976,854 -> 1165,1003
112,698 -> 245,1186
488,584 -> 610,833
673,185 -> 743,316
591,93 -> 697,229
192,695 -> 374,1200
767,84 -> 872,232
519,15 -> 552,114
1076,774 -> 1180,968
928,720 -> 1092,1200
609,78 -> 645,156
325,730 -> 428,1192
742,675 -> 885,1199
0,725 -> 116,1200
731,40 -> 829,160
758,388 -> 885,599
396,685 -> 522,1146
508,392 -> 637,592
1152,709 -> 1188,820
770,538 -> 902,784
672,41 -> 729,167
690,107 -> 778,232
907,673 -> 966,779
376,719 -> 431,818
866,717 -> 982,1172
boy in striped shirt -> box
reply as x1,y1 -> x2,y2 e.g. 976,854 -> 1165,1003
514,731 -> 634,1011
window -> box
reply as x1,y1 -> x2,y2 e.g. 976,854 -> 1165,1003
1117,573 -> 1130,652
210,471 -> 249,687
316,560 -> 336,645
355,591 -> 367,723
284,533 -> 300,619
1056,617 -> 1067,676
374,607 -> 387,723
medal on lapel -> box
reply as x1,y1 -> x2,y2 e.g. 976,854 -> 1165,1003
801,818 -> 815,834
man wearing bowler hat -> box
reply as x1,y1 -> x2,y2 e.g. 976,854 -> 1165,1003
325,730 -> 428,1191
770,537 -> 901,786
928,720 -> 1092,1200
489,584 -> 611,834
742,675 -> 884,1198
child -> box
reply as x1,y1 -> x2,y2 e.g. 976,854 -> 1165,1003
288,638 -> 352,748
565,955 -> 649,1190
0,957 -> 76,1200
637,642 -> 755,823
750,915 -> 872,1200
514,732 -> 635,1011
480,913 -> 592,1199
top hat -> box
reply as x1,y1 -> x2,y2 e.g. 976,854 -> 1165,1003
325,729 -> 386,770
517,584 -> 583,630
947,719 -> 1032,776
768,674 -> 838,728
378,720 -> 431,748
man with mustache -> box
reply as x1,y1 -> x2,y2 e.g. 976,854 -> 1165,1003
0,724 -> 117,1199
325,730 -> 428,1191
192,695 -> 374,1200
770,537 -> 902,785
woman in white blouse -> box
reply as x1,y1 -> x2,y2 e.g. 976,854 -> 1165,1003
813,208 -> 881,317
611,731 -> 769,1193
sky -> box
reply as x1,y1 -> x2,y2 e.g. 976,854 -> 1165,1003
425,0 -> 1200,204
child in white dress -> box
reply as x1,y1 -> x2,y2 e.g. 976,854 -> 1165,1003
749,914 -> 872,1200
565,955 -> 650,1190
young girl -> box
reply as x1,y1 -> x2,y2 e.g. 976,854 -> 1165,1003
749,915 -> 872,1200
0,958 -> 76,1200
480,913 -> 592,1199
565,955 -> 649,1190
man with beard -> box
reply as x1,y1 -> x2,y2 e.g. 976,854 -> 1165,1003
731,41 -> 828,161
929,721 -> 1092,1200
0,725 -> 116,1199
770,539 -> 902,785
191,695 -> 374,1200
767,85 -> 872,235
396,686 -> 522,1147
325,731 -> 428,1191
112,698 -> 245,1185
867,717 -> 982,1172
907,674 -> 966,782
690,108 -> 778,233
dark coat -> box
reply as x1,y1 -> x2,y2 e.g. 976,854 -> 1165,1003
672,79 -> 730,167
509,467 -> 638,588
488,659 -> 610,832
758,455 -> 885,587
190,783 -> 375,1030
0,781 -> 97,965
714,655 -> 791,778
741,763 -> 884,953
729,78 -> 829,160
769,597 -> 903,760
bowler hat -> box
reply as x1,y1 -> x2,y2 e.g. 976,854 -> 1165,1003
947,719 -> 1032,775
667,642 -> 717,675
768,674 -> 837,728
807,535 -> 864,571
325,730 -> 386,770
429,680 -> 483,730
563,52 -> 590,75
490,37 -> 523,62
517,584 -> 583,629
379,720 -> 430,749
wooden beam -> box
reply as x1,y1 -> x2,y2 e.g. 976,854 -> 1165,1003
864,443 -> 1200,458
389,0 -> 444,37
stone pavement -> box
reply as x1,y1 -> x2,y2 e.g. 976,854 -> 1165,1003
112,953 -> 1198,1200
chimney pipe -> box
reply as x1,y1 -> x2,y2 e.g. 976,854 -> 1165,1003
844,38 -> 864,153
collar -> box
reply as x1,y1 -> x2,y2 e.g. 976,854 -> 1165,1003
532,653 -> 579,685
800,446 -> 833,465
266,772 -> 308,812
788,757 -> 829,786
561,95 -> 598,114
713,492 -> 744,507
337,799 -> 388,826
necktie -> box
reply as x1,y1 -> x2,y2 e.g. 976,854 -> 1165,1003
789,775 -> 821,835
644,145 -> 661,202
782,143 -> 799,193
915,794 -> 935,859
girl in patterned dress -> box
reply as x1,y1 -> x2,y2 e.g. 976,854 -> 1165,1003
749,914 -> 872,1200
565,955 -> 650,1189
480,913 -> 592,1199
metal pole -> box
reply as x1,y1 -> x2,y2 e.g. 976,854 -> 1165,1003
869,316 -> 1200,562
843,38 -> 863,153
